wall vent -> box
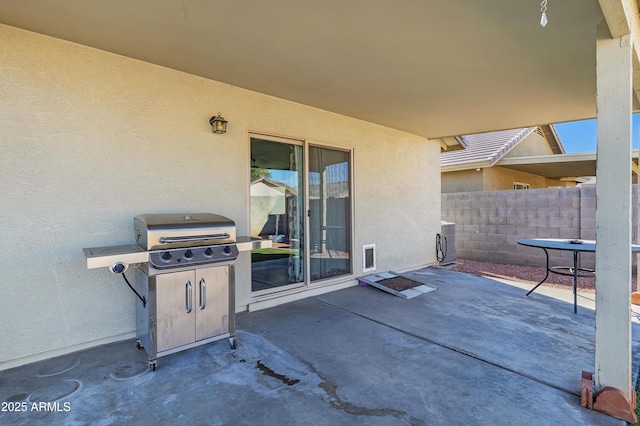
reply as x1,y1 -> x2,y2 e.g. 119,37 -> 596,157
363,244 -> 376,272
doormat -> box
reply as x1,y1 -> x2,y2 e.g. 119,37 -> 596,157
378,276 -> 424,292
358,272 -> 436,299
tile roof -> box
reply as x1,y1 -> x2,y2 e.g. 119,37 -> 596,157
440,127 -> 537,169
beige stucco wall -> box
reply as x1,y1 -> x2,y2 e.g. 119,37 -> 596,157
441,170 -> 484,193
0,25 -> 441,368
503,130 -> 554,158
441,167 -> 569,193
482,167 -> 563,191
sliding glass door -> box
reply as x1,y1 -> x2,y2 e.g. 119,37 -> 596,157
250,136 -> 352,295
250,137 -> 304,294
308,146 -> 352,281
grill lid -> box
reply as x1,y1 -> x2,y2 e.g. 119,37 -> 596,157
135,213 -> 236,250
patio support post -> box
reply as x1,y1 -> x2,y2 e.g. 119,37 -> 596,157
593,19 -> 635,418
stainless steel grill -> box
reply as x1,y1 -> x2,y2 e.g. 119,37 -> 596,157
133,213 -> 239,371
83,212 -> 271,371
134,213 -> 238,275
134,213 -> 236,250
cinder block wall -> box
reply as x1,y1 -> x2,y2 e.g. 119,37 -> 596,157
441,185 -> 638,271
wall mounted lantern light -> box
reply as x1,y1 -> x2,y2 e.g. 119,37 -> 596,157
209,113 -> 228,134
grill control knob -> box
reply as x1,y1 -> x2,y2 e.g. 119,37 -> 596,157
203,248 -> 214,257
223,246 -> 232,255
160,252 -> 172,262
184,249 -> 194,260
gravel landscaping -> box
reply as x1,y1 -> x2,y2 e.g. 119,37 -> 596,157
448,259 -> 638,293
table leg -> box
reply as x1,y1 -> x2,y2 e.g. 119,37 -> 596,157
573,251 -> 578,314
526,248 -> 550,296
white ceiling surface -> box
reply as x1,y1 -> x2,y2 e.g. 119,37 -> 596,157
497,153 -> 599,179
0,1 -> 605,138
497,151 -> 640,179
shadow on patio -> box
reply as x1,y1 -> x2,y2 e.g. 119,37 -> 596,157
2,266 -> 638,425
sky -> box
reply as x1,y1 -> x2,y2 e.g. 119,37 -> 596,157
554,114 -> 640,154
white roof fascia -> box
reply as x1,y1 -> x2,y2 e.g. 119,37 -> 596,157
497,152 -> 596,166
441,160 -> 491,173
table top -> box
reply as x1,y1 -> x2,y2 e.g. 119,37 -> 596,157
517,238 -> 640,253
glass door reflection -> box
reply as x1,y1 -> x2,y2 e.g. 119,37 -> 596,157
250,137 -> 305,294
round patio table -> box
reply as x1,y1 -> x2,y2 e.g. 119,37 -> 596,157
517,238 -> 640,314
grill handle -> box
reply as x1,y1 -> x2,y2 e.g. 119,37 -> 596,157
199,277 -> 206,310
159,234 -> 230,244
185,281 -> 192,313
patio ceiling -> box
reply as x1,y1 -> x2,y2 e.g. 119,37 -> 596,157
0,0 -> 616,138
497,153 -> 599,179
497,151 -> 640,180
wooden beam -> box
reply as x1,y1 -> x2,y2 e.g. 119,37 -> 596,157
598,0 -> 632,38
599,1 -> 640,106
595,19 -> 634,407
541,124 -> 564,154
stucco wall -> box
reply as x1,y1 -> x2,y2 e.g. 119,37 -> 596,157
442,167 -> 565,193
482,167 -> 561,191
0,25 -> 441,367
503,131 -> 554,158
441,170 -> 483,193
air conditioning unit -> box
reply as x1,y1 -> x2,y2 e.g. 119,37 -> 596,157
438,221 -> 456,265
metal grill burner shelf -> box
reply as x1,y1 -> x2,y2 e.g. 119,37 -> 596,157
134,213 -> 239,274
148,244 -> 239,270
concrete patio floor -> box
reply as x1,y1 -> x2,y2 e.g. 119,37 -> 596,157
2,266 -> 640,425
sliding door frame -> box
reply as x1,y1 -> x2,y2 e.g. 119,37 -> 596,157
248,131 -> 355,298
305,141 -> 355,287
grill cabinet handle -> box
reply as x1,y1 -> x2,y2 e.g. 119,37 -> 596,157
159,234 -> 230,244
199,277 -> 206,310
185,281 -> 192,313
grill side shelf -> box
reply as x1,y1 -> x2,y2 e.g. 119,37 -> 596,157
235,236 -> 273,251
83,245 -> 149,269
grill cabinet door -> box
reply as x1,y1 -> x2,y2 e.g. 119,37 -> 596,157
156,270 -> 196,352
195,266 -> 229,341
